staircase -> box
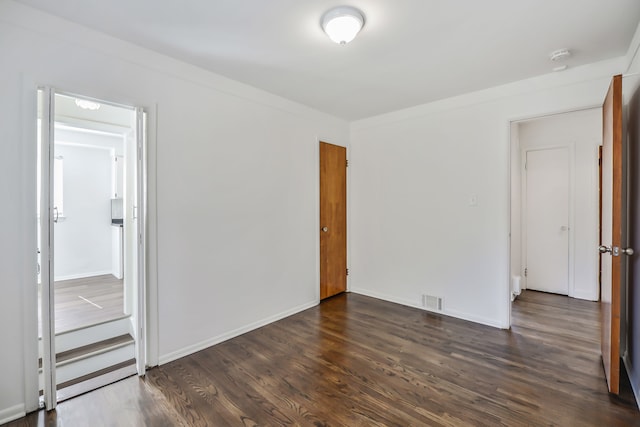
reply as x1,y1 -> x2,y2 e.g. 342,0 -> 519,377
40,315 -> 137,402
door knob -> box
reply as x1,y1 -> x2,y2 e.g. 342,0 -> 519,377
321,226 -> 328,232
560,225 -> 569,231
599,245 -> 612,254
611,246 -> 634,257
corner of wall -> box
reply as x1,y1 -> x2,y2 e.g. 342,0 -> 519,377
0,404 -> 26,426
625,20 -> 640,73
158,299 -> 318,365
623,354 -> 640,410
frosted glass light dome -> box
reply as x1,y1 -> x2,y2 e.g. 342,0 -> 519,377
322,6 -> 365,45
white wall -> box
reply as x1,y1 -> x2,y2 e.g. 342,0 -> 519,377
53,143 -> 113,280
349,59 -> 627,329
515,109 -> 602,301
0,2 -> 348,422
55,128 -> 124,156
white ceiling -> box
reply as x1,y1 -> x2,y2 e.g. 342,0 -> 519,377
17,0 -> 640,120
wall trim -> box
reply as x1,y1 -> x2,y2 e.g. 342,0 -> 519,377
21,74 -> 40,414
571,289 -> 599,302
625,20 -> 640,72
158,300 -> 318,365
350,287 -> 507,329
0,404 -> 26,425
55,270 -> 113,282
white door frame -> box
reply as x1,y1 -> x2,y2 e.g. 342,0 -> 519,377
39,86 -> 57,410
507,105 -> 599,328
520,144 -> 575,296
37,88 -> 148,409
135,107 -> 148,375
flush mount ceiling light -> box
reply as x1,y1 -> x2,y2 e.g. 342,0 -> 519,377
321,6 -> 365,45
75,99 -> 101,111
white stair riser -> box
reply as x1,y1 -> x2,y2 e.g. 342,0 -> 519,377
39,343 -> 135,389
54,317 -> 132,353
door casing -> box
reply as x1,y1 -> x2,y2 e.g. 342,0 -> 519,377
507,106 -> 601,328
36,88 -> 149,409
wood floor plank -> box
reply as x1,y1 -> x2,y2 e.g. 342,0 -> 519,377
39,274 -> 126,335
9,290 -> 640,426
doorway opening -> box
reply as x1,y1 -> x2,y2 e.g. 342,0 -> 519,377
37,89 -> 147,408
509,108 -> 601,325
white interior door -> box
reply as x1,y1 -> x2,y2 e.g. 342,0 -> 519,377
525,147 -> 570,294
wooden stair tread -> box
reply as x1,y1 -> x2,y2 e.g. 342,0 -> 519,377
39,334 -> 134,368
56,359 -> 137,402
57,359 -> 136,391
56,334 -> 133,364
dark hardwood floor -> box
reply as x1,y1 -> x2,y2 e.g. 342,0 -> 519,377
9,290 -> 640,426
38,274 -> 125,335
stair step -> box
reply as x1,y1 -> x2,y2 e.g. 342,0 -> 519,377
56,359 -> 137,402
39,334 -> 134,369
56,334 -> 134,366
53,316 -> 133,354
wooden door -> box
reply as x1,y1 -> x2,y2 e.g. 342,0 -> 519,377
600,74 -> 623,394
525,147 -> 570,295
320,142 -> 347,299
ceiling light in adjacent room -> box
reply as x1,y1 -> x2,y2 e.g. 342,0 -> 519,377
322,6 -> 365,45
75,99 -> 101,110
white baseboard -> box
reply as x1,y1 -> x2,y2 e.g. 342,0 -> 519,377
571,289 -> 599,301
159,300 -> 318,365
623,354 -> 640,410
350,287 -> 506,329
55,270 -> 113,281
0,404 -> 26,425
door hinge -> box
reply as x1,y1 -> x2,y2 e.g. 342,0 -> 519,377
346,268 -> 349,276
346,159 -> 349,167
524,267 -> 528,277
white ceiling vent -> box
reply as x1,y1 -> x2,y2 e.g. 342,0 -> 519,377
549,48 -> 571,62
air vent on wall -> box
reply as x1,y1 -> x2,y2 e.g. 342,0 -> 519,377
422,294 -> 443,312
